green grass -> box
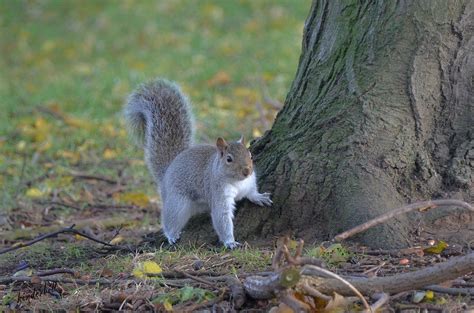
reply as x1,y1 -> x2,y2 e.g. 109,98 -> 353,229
0,0 -> 310,216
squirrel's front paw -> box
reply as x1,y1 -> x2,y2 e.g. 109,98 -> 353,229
166,235 -> 180,246
250,192 -> 273,207
224,241 -> 241,250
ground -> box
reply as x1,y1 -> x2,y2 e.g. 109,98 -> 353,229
0,1 -> 472,311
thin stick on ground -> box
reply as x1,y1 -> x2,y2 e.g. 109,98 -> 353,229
301,265 -> 372,313
0,276 -> 112,286
174,271 -> 216,288
69,171 -> 118,184
370,293 -> 390,312
37,268 -> 77,277
335,199 -> 474,241
0,224 -> 133,255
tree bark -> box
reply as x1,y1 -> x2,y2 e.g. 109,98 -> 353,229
235,0 -> 474,248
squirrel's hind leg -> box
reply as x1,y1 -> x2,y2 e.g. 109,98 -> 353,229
161,195 -> 193,245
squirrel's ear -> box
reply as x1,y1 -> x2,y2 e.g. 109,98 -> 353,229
237,134 -> 245,146
216,137 -> 228,156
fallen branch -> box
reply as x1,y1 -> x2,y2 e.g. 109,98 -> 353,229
301,252 -> 474,296
0,224 -> 133,255
335,199 -> 474,241
423,285 -> 474,296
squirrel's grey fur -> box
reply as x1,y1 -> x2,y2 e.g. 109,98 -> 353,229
124,78 -> 272,248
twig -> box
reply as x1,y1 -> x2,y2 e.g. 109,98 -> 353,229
160,271 -> 227,278
36,200 -> 83,210
0,276 -> 112,286
280,290 -> 311,312
301,283 -> 332,301
69,172 -> 118,185
370,293 -> 389,312
356,247 -> 424,257
175,271 -> 216,288
423,285 -> 474,296
335,199 -> 474,241
23,172 -> 49,187
0,224 -> 132,255
301,265 -> 372,312
36,268 -> 77,277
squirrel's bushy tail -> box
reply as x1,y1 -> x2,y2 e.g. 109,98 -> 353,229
124,79 -> 194,183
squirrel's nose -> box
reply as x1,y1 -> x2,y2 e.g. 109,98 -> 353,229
242,167 -> 251,177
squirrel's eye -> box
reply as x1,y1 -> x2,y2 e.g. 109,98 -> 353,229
226,156 -> 233,163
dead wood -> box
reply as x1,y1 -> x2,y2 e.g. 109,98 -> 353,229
423,285 -> 474,296
301,252 -> 474,296
335,199 -> 474,241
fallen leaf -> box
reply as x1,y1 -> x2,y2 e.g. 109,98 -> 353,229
423,240 -> 448,254
324,292 -> 353,312
163,299 -> 173,311
142,261 -> 162,274
424,290 -> 434,301
109,235 -> 124,245
207,71 -> 231,87
31,275 -> 41,284
100,268 -> 114,278
103,148 -> 117,160
57,150 -> 81,164
113,192 -> 149,207
74,234 -> 85,241
26,187 -> 47,198
132,260 -> 162,279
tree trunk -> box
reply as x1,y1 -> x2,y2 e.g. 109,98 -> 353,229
235,0 -> 474,248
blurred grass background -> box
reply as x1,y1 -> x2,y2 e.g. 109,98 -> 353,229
0,0 -> 310,216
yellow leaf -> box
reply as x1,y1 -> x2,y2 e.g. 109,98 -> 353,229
109,235 -> 124,245
163,299 -> 173,311
64,116 -> 93,130
75,234 -> 85,241
233,87 -> 259,103
214,94 -> 231,109
103,148 -> 117,160
114,192 -> 150,207
132,267 -> 145,279
26,188 -> 46,198
142,261 -> 162,275
57,150 -> 81,164
425,290 -> 434,300
253,128 -> 262,137
100,123 -> 117,137
423,240 -> 448,254
132,260 -> 162,279
207,71 -> 231,87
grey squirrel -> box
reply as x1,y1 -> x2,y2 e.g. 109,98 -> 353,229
124,79 -> 272,249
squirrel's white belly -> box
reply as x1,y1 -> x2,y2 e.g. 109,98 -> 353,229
228,172 -> 256,201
